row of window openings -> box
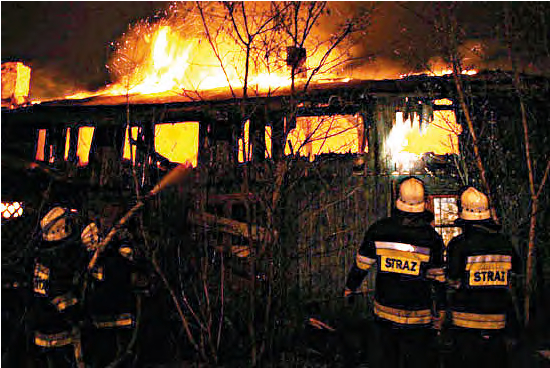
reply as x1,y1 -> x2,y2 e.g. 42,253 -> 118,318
34,111 -> 459,166
35,123 -> 201,167
34,115 -> 365,167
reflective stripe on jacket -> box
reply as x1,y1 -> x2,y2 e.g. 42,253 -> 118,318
446,223 -> 518,329
51,293 -> 78,312
451,311 -> 506,330
92,313 -> 135,328
35,329 -> 84,368
33,263 -> 50,295
34,331 -> 73,348
345,210 -> 446,318
356,253 -> 376,270
375,241 -> 431,262
374,300 -> 432,325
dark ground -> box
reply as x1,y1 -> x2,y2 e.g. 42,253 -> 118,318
2,283 -> 549,367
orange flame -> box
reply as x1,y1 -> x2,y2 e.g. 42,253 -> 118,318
154,122 -> 199,167
386,109 -> 461,172
123,123 -> 199,167
399,67 -> 478,79
65,4 -> 354,100
285,115 -> 363,160
35,129 -> 46,161
76,127 -> 94,166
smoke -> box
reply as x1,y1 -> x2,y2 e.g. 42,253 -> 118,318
27,63 -> 90,101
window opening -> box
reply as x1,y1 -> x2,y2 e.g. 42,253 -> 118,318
285,114 -> 362,160
64,127 -> 71,161
76,127 -> 94,166
387,106 -> 462,174
429,195 -> 462,257
154,122 -> 199,167
35,129 -> 46,161
123,126 -> 139,163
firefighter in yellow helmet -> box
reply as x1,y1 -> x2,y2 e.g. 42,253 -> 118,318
345,177 -> 446,368
31,206 -> 87,368
446,187 -> 520,368
81,194 -> 148,367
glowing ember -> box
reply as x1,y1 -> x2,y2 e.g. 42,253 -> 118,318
399,69 -> 477,79
265,126 -> 273,159
434,98 -> 453,106
238,120 -> 251,163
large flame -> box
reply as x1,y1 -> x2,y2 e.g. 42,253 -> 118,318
66,3 -> 356,100
55,4 -> 467,172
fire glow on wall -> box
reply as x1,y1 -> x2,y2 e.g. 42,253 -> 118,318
386,108 -> 461,173
123,122 -> 199,167
35,123 -> 199,168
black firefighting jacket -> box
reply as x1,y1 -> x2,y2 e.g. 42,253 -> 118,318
447,221 -> 520,331
346,209 -> 446,326
32,238 -> 87,347
86,228 -> 142,329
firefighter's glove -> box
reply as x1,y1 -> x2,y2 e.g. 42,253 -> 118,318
344,287 -> 355,305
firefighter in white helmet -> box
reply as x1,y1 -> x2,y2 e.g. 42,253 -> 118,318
31,206 -> 87,368
345,176 -> 446,368
446,187 -> 520,368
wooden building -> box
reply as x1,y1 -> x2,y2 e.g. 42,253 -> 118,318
3,71 -> 546,298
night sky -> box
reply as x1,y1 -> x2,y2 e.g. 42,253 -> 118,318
1,2 -> 544,99
1,1 -> 170,96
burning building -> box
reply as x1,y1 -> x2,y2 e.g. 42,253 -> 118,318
3,3 -> 549,297
5,65 -> 548,295
1,62 -> 31,107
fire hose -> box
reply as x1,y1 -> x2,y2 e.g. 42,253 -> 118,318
87,163 -> 193,271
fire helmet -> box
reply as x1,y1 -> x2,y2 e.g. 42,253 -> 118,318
40,207 -> 74,242
460,187 -> 490,220
396,177 -> 425,213
81,222 -> 100,251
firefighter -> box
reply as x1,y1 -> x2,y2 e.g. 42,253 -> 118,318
30,206 -> 87,368
81,196 -> 145,368
344,176 -> 446,368
446,187 -> 520,368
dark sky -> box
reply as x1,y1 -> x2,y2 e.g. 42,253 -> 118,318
2,1 -> 170,94
2,2 -> 545,98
